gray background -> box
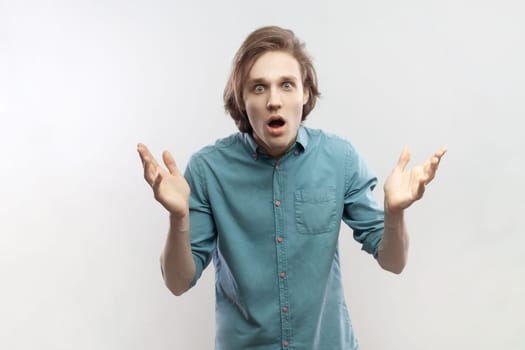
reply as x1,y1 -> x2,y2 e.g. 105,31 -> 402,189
1,0 -> 524,349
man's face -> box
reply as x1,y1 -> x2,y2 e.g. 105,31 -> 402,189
243,51 -> 309,159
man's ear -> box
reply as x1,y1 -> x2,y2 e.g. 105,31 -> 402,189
303,88 -> 310,105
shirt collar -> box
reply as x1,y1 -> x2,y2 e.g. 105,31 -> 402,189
295,126 -> 308,151
243,126 -> 308,155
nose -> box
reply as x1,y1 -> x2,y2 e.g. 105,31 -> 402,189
266,88 -> 282,111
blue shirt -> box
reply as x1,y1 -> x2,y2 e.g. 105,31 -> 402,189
184,126 -> 384,350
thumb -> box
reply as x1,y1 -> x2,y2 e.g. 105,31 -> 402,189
162,150 -> 180,175
396,147 -> 411,171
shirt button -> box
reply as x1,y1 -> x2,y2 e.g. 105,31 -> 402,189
252,153 -> 257,159
277,236 -> 283,243
275,200 -> 281,207
283,341 -> 289,347
294,150 -> 299,156
282,306 -> 288,312
280,272 -> 286,278
275,165 -> 279,170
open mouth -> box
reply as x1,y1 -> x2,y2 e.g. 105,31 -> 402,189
268,117 -> 286,128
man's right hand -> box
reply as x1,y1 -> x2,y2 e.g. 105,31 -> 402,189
137,143 -> 190,218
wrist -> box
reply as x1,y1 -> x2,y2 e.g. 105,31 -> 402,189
169,205 -> 190,220
384,200 -> 404,219
168,210 -> 190,234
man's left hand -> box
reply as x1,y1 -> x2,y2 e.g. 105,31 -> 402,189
384,147 -> 447,213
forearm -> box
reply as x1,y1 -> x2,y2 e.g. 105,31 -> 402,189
160,212 -> 196,296
377,203 -> 409,274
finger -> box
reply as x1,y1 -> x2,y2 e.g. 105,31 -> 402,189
415,181 -> 426,200
143,155 -> 158,186
431,147 -> 447,166
137,144 -> 147,166
422,148 -> 447,184
435,146 -> 448,159
162,150 -> 181,176
137,143 -> 160,168
153,171 -> 163,190
430,147 -> 447,169
396,147 -> 411,171
423,171 -> 435,185
137,143 -> 151,160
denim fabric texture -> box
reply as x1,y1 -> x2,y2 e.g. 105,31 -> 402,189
184,126 -> 384,350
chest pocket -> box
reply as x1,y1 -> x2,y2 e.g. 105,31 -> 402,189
295,187 -> 338,235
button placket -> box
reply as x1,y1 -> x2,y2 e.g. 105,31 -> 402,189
272,158 -> 291,348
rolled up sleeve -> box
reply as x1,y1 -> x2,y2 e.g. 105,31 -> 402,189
184,155 -> 217,287
341,144 -> 385,257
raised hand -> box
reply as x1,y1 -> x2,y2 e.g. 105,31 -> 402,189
384,147 -> 447,213
137,143 -> 190,218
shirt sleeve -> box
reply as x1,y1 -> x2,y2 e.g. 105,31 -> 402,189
341,143 -> 385,257
184,154 -> 217,287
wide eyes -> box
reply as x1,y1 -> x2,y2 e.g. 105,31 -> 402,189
282,82 -> 293,89
253,82 -> 294,93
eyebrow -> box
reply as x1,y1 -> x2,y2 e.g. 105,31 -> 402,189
246,76 -> 299,85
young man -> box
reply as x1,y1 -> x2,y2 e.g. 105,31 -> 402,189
137,26 -> 446,350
